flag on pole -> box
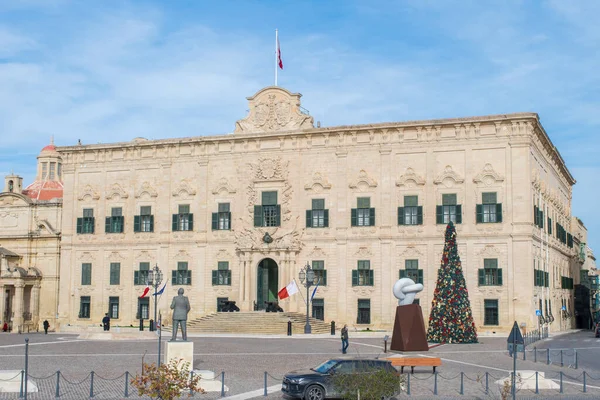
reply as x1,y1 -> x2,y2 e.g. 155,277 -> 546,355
139,286 -> 150,298
153,283 -> 166,296
277,36 -> 283,70
278,280 -> 299,300
311,280 -> 320,302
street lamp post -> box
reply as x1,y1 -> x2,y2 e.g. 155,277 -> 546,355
299,262 -> 316,334
147,263 -> 163,364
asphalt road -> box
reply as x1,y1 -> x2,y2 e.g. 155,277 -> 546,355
533,329 -> 600,373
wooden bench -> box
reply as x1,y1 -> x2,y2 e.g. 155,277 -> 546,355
387,357 -> 442,374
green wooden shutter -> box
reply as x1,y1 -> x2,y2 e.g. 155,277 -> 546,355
275,205 -> 281,226
134,216 -> 141,232
496,204 -> 502,222
548,218 -> 552,234
90,218 -> 95,234
134,271 -> 140,285
399,270 -> 407,279
254,205 -> 263,227
171,270 -> 177,285
323,209 -> 329,227
352,270 -> 358,286
540,211 -> 544,229
418,269 -> 423,284
497,269 -> 503,285
534,206 -> 538,226
436,206 -> 443,224
172,214 -> 178,231
368,270 -> 374,286
212,270 -> 218,285
211,213 -> 218,230
455,205 -> 462,224
478,269 -> 485,285
188,214 -> 193,230
227,212 -> 231,229
397,207 -> 404,225
306,210 -> 312,228
186,270 -> 192,285
417,206 -> 423,225
322,270 -> 327,286
369,208 -> 375,226
476,204 -> 483,223
105,217 -> 111,233
351,209 -> 357,226
149,215 -> 154,232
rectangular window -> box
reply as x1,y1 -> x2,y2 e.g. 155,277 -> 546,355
134,262 -> 150,285
109,262 -> 120,285
106,207 -> 124,233
400,259 -> 423,285
212,261 -> 232,286
312,260 -> 327,286
398,196 -> 423,225
352,260 -> 374,286
478,259 -> 503,286
357,299 -> 371,324
81,263 -> 92,285
437,194 -> 461,224
79,296 -> 91,319
307,199 -> 329,228
109,296 -> 119,319
351,197 -> 375,227
312,298 -> 324,321
77,208 -> 95,234
476,192 -> 502,223
173,204 -> 193,231
140,206 -> 153,232
42,162 -> 48,179
57,163 -> 62,178
137,298 -> 149,320
172,262 -> 192,285
254,192 -> 280,227
263,205 -> 279,227
212,203 -> 232,230
49,162 -> 56,180
484,299 -> 499,325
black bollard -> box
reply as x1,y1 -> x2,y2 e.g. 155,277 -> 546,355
287,320 -> 292,336
331,321 -> 335,335
139,319 -> 144,331
149,319 -> 154,332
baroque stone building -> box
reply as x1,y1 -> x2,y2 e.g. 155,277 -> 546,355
10,86 -> 584,334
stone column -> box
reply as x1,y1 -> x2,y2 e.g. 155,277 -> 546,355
32,284 -> 41,327
239,253 -> 246,309
13,282 -> 25,332
0,284 -> 5,324
246,253 -> 254,310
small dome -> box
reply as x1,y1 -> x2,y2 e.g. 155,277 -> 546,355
41,144 -> 57,152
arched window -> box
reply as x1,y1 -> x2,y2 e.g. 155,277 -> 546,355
8,180 -> 14,192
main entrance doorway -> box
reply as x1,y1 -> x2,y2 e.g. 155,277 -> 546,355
257,258 -> 278,311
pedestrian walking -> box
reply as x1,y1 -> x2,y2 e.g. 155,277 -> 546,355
43,320 -> 50,334
102,313 -> 111,331
341,324 -> 349,354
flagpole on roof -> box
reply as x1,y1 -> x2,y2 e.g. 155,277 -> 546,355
275,29 -> 278,86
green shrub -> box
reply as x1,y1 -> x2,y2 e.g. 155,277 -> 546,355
330,368 -> 403,400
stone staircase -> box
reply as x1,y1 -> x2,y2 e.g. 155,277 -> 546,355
164,311 -> 332,334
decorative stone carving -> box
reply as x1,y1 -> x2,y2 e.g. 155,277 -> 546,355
215,249 -> 232,260
172,179 -> 197,197
108,251 -> 126,261
244,157 -> 293,223
211,178 -> 236,195
233,217 -> 304,252
174,250 -> 191,260
396,168 -> 426,187
476,244 -> 504,258
354,246 -> 373,258
249,157 -> 288,182
434,165 -> 464,187
0,212 -> 18,227
234,87 -> 314,134
77,251 -> 96,261
78,185 -> 100,201
349,170 -> 378,191
401,245 -> 424,258
308,246 -> 327,259
304,172 -> 332,192
473,163 -> 504,185
105,183 -> 129,200
135,182 -> 158,198
353,286 -> 376,296
136,251 -> 153,261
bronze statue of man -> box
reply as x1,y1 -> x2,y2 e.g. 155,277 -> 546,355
170,288 -> 191,341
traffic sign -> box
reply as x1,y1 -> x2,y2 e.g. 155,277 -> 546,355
507,321 -> 524,345
562,305 -> 567,311
535,309 -> 542,316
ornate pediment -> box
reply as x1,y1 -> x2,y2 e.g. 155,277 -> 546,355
308,246 -> 327,259
108,251 -> 126,261
105,183 -> 129,200
396,168 -> 425,187
401,245 -> 424,258
175,250 -> 191,260
77,251 -> 96,262
304,172 -> 332,193
211,178 -> 236,195
473,163 -> 504,185
78,185 -> 100,201
215,249 -> 232,260
349,170 -> 378,191
248,157 -> 288,182
234,86 -> 314,134
172,179 -> 197,197
434,165 -> 464,186
135,182 -> 158,199
476,245 -> 503,258
354,246 -> 373,258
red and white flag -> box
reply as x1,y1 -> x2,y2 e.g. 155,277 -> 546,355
277,36 -> 283,70
139,286 -> 150,298
278,280 -> 298,300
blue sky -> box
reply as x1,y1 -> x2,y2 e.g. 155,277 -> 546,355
0,0 -> 598,255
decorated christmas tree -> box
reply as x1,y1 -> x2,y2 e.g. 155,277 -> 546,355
427,222 -> 478,343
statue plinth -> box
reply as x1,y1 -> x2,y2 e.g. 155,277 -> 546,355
390,304 -> 429,352
165,341 -> 194,370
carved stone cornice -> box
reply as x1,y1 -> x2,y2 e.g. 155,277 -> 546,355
349,170 -> 377,190
396,168 -> 425,187
78,185 -> 100,201
434,165 -> 464,186
105,183 -> 129,200
172,179 -> 197,197
211,178 -> 236,195
135,182 -> 158,199
304,172 -> 332,193
473,163 -> 504,186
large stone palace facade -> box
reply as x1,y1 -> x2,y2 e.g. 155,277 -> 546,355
1,86 -> 590,334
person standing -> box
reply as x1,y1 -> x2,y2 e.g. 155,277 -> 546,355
341,324 -> 349,354
43,320 -> 50,334
102,313 -> 111,331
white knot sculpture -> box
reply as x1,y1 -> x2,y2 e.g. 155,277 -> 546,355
393,278 -> 424,306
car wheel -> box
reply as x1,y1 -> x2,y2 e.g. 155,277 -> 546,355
304,384 -> 325,400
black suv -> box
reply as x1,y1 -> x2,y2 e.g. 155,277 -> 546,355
282,358 -> 397,400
